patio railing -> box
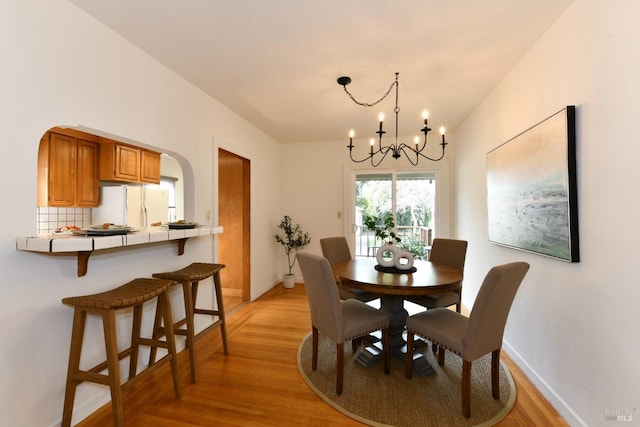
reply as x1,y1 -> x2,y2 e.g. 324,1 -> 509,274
353,225 -> 432,257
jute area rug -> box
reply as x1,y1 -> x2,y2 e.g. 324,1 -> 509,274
297,333 -> 516,427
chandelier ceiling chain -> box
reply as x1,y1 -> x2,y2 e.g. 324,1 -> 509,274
337,72 -> 447,167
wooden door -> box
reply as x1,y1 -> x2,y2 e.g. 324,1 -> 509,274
218,149 -> 250,301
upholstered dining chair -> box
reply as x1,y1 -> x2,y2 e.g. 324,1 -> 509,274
405,238 -> 468,312
319,237 -> 378,303
297,251 -> 390,395
405,262 -> 530,418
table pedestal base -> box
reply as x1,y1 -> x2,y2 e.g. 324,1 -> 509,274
353,295 -> 436,377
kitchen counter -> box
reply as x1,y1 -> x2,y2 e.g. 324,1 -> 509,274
16,225 -> 223,276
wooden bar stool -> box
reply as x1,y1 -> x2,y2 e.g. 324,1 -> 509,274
61,278 -> 182,427
150,262 -> 228,383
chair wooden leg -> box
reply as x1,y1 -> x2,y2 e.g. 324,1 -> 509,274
431,342 -> 438,353
148,299 -> 163,366
212,271 -> 230,355
61,309 -> 86,427
438,346 -> 445,366
462,359 -> 472,418
492,349 -> 501,399
382,327 -> 390,375
103,310 -> 125,427
311,327 -> 318,371
405,331 -> 414,379
351,337 -> 361,352
181,281 -> 197,383
159,293 -> 182,398
336,342 -> 344,395
128,304 -> 143,380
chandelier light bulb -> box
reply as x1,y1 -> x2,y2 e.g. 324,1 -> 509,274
422,110 -> 429,120
378,112 -> 385,122
439,126 -> 446,135
349,129 -> 355,138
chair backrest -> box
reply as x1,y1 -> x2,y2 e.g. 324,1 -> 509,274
463,262 -> 530,360
297,251 -> 346,342
429,238 -> 468,273
319,237 -> 352,265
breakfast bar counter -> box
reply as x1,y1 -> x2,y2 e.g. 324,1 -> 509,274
16,225 -> 223,276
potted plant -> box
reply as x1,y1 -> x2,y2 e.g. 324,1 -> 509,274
274,215 -> 311,288
364,213 -> 401,245
364,214 -> 416,270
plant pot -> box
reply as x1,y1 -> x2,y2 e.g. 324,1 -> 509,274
283,274 -> 296,289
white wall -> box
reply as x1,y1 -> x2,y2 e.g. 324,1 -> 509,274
454,0 -> 640,425
0,1 -> 282,426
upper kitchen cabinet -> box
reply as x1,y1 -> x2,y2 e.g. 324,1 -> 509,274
140,149 -> 161,183
37,129 -> 99,207
99,141 -> 161,184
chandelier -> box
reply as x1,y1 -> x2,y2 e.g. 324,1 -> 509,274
337,72 -> 447,166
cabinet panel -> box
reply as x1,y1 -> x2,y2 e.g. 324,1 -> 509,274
114,144 -> 140,181
48,133 -> 77,206
38,131 -> 99,207
76,139 -> 99,206
99,142 -> 142,182
141,149 -> 161,183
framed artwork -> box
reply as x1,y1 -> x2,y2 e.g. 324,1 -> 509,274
486,106 -> 579,262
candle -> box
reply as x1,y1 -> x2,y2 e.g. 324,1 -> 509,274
349,129 -> 355,140
439,126 -> 446,144
370,138 -> 374,154
378,112 -> 384,132
422,110 -> 429,124
414,136 -> 419,150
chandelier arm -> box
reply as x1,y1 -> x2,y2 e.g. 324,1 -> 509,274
370,146 -> 393,167
348,149 -> 375,164
415,144 -> 447,162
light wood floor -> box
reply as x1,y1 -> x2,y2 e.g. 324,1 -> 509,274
77,284 -> 568,426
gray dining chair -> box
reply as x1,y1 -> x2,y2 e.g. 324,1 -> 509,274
405,238 -> 468,313
297,251 -> 390,395
319,237 -> 378,303
405,262 -> 530,418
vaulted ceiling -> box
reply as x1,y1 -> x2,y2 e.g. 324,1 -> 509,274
70,0 -> 573,143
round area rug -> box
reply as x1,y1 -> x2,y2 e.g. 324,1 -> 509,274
297,333 -> 516,427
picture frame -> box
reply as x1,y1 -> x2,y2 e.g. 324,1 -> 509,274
486,106 -> 579,262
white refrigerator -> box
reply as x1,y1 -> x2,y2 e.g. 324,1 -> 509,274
92,185 -> 170,228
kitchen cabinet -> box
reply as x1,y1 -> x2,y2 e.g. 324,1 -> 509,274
38,130 -> 99,207
140,149 -> 161,183
99,141 -> 161,184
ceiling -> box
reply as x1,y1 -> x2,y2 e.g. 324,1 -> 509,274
69,0 -> 573,143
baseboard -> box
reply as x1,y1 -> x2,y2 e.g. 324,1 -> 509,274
502,340 -> 586,426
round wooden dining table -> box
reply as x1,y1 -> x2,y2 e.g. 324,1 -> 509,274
331,257 -> 463,376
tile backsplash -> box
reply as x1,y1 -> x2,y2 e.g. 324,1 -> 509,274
37,207 -> 92,235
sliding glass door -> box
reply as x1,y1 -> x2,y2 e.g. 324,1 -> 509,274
353,171 -> 436,258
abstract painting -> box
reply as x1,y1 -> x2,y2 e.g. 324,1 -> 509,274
486,106 -> 579,262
